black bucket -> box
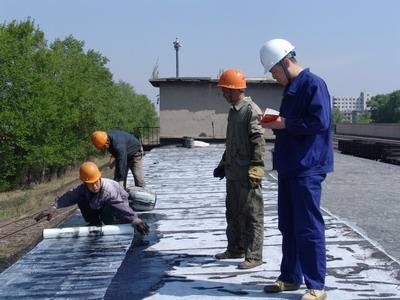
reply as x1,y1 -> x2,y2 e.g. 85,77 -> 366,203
182,136 -> 194,148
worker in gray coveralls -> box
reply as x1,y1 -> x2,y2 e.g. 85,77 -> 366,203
213,69 -> 266,269
35,162 -> 149,235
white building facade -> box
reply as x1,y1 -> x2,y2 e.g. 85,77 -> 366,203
332,91 -> 372,122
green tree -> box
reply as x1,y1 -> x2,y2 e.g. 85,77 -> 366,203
369,90 -> 400,123
0,19 -> 158,191
332,108 -> 344,125
0,19 -> 48,188
354,111 -> 371,124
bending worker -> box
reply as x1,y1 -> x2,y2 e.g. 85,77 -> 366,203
213,69 -> 266,270
91,130 -> 145,188
35,162 -> 149,235
259,39 -> 333,300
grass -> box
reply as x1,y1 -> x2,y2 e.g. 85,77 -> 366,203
0,156 -> 114,222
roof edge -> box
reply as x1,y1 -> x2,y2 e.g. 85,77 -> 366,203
149,77 -> 277,87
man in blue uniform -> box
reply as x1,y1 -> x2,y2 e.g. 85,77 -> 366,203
259,39 -> 333,300
91,130 -> 145,188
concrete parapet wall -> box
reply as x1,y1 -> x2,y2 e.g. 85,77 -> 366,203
336,123 -> 400,140
153,79 -> 282,140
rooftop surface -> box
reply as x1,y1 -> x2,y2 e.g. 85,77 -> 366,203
0,144 -> 399,299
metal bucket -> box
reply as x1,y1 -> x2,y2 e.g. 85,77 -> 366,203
128,186 -> 157,211
183,137 -> 194,148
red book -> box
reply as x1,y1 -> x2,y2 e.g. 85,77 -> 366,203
260,108 -> 280,123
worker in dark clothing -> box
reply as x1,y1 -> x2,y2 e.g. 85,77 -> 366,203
91,130 -> 145,188
259,39 -> 333,300
214,69 -> 266,270
35,162 -> 149,235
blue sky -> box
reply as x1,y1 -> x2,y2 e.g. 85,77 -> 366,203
2,0 -> 400,104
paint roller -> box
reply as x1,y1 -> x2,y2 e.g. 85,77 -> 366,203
43,224 -> 134,239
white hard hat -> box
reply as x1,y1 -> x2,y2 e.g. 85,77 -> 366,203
259,39 -> 295,73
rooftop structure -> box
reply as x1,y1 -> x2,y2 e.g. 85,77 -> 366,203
149,77 -> 283,140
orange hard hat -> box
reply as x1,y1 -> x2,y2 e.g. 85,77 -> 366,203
91,131 -> 108,150
217,69 -> 246,89
79,161 -> 101,183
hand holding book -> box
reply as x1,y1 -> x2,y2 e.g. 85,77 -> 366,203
260,108 -> 280,123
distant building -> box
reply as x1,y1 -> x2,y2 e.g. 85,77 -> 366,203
149,77 -> 283,140
341,111 -> 353,123
332,91 -> 372,122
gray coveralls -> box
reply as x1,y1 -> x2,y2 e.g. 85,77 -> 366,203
222,96 -> 266,261
55,178 -> 139,225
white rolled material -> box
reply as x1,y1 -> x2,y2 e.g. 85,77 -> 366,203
193,140 -> 210,147
43,224 -> 134,239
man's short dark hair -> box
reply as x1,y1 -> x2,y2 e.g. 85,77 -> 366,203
286,51 -> 297,63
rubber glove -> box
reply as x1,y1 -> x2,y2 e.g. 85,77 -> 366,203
34,206 -> 57,222
248,166 -> 264,189
132,218 -> 150,235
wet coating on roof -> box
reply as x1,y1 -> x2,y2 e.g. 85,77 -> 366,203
141,145 -> 400,299
0,220 -> 133,299
0,144 -> 400,299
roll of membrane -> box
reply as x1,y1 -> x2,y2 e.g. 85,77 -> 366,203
43,224 -> 133,239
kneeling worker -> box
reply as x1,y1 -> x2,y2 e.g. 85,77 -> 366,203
35,162 -> 149,235
91,130 -> 145,188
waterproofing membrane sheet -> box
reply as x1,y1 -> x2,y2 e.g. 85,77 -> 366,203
140,145 -> 400,299
0,213 -> 133,299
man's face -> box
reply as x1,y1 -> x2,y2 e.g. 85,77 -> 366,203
102,140 -> 110,151
270,62 -> 289,86
221,87 -> 240,104
86,179 -> 101,193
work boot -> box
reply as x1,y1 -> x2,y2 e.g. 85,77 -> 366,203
215,250 -> 244,259
264,280 -> 301,293
301,289 -> 327,300
237,258 -> 262,269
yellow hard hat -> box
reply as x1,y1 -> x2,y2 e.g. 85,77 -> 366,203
91,131 -> 108,150
79,162 -> 101,183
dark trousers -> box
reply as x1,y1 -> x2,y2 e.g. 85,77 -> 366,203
277,174 -> 326,290
225,179 -> 264,261
77,199 -> 119,225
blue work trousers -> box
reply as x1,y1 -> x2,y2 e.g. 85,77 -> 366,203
277,174 -> 326,290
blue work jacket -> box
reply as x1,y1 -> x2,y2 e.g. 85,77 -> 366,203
274,68 -> 334,178
107,130 -> 142,182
